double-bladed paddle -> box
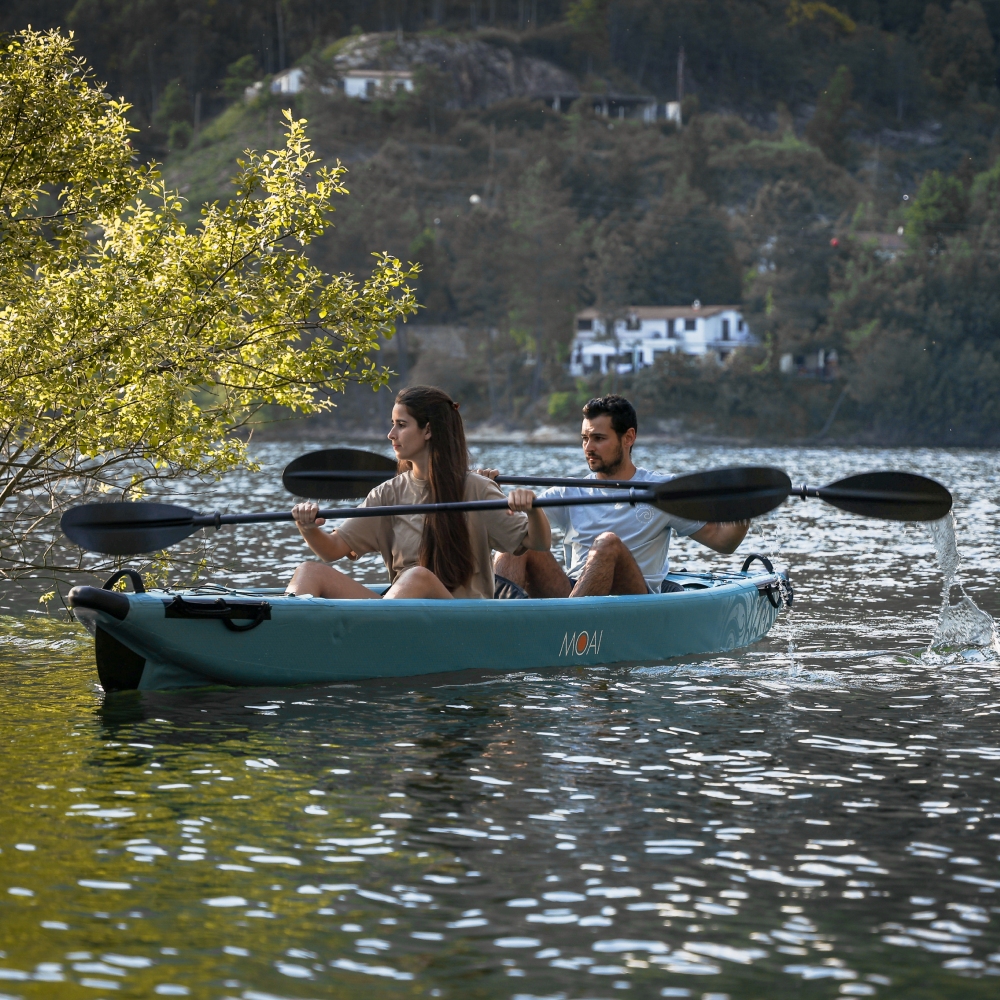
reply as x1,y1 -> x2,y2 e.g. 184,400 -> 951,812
60,464 -> 792,555
281,447 -> 672,497
282,447 -> 953,523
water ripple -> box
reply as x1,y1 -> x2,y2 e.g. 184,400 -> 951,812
1,443 -> 999,997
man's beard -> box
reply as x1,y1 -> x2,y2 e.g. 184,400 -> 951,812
587,440 -> 626,476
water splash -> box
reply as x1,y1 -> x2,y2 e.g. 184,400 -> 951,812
927,513 -> 998,654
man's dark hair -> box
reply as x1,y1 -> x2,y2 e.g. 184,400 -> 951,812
582,394 -> 638,441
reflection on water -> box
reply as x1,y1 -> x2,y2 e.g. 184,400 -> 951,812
1,443 -> 999,999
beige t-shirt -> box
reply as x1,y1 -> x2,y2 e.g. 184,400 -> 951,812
333,471 -> 530,600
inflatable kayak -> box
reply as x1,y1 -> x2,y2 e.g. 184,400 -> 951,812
67,558 -> 789,692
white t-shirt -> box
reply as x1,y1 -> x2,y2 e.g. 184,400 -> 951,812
541,467 -> 705,590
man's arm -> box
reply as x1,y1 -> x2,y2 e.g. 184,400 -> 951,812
690,521 -> 750,555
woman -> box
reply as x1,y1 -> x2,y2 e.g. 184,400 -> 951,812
286,385 -> 550,599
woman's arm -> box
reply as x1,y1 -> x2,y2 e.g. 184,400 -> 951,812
507,489 -> 551,551
291,502 -> 359,562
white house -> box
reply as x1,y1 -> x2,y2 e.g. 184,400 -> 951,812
271,67 -> 306,94
641,102 -> 682,124
342,69 -> 415,99
243,66 -> 416,103
537,93 -> 678,124
244,67 -> 307,102
567,304 -> 753,376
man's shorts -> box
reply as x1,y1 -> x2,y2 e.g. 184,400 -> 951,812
494,574 -> 530,600
493,574 -> 683,599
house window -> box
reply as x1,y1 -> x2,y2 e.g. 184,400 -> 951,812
626,314 -> 640,331
738,319 -> 745,332
667,319 -> 675,338
684,318 -> 696,331
575,349 -> 583,364
365,79 -> 376,98
722,319 -> 730,341
577,318 -> 593,331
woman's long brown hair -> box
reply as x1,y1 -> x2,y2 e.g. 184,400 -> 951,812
395,385 -> 473,592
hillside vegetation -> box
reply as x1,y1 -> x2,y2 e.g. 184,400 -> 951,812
5,2 -> 1000,444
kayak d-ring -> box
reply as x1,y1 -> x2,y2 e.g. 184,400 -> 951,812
741,553 -> 782,608
102,569 -> 146,593
165,594 -> 271,632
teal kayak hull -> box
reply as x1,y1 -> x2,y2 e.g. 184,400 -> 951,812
69,568 -> 786,692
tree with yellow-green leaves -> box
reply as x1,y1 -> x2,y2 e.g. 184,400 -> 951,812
0,29 -> 418,599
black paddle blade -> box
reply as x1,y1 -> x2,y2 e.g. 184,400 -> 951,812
61,502 -> 200,555
652,466 -> 791,521
282,448 -> 397,500
818,471 -> 952,522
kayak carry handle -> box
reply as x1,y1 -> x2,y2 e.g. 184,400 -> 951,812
102,569 -> 146,593
165,594 -> 271,632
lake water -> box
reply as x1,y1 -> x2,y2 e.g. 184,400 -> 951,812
1,442 -> 999,1000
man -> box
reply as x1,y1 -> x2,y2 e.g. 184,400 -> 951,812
490,394 -> 748,598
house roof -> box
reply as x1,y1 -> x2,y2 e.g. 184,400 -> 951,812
576,305 -> 742,321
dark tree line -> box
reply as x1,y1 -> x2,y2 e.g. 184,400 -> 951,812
5,2 -> 998,137
5,3 -> 1000,442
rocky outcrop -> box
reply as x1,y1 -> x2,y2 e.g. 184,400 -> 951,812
327,33 -> 580,109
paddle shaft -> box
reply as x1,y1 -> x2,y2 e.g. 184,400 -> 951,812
282,469 -> 660,491
192,489 -> 662,528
